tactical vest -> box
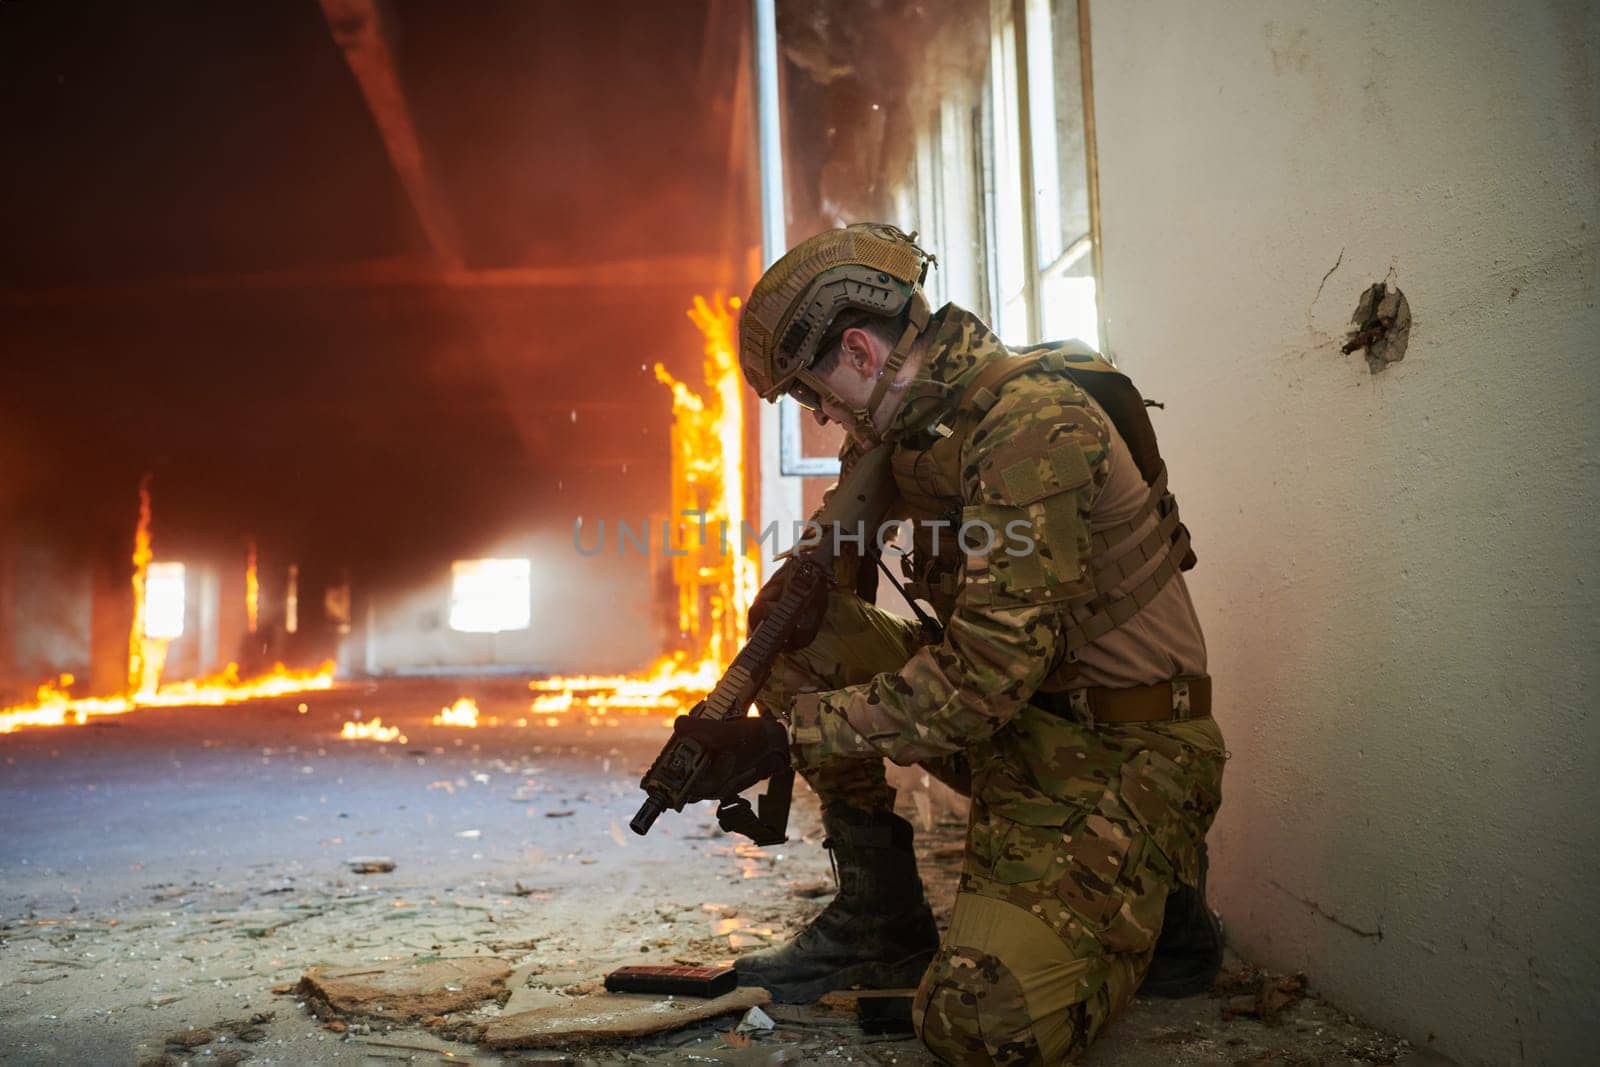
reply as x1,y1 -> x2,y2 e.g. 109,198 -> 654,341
887,341 -> 1195,656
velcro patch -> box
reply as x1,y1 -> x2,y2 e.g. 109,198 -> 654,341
996,444 -> 1093,506
1000,461 -> 1046,505
1046,445 -> 1093,491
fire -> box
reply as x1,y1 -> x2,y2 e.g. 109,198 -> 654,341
527,294 -> 758,718
529,651 -> 725,715
136,660 -> 336,708
432,697 -> 480,728
339,717 -> 406,744
127,476 -> 159,695
0,661 -> 336,735
0,482 -> 338,736
245,540 -> 260,635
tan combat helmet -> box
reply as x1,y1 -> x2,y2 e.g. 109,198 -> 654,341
739,223 -> 934,445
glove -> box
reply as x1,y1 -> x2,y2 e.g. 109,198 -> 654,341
746,558 -> 830,652
672,711 -> 791,804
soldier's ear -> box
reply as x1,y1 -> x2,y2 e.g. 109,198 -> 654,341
839,327 -> 879,379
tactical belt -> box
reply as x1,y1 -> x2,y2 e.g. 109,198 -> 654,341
1031,675 -> 1212,724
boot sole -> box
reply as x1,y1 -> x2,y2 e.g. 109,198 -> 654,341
736,949 -> 936,1005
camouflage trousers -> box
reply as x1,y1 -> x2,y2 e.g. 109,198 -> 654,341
760,592 -> 1227,1065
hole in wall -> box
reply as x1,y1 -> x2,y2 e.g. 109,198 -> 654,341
1342,283 -> 1412,373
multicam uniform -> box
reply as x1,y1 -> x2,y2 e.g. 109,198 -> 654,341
759,305 -> 1228,1064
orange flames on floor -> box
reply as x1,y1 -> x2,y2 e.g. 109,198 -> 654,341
527,294 -> 759,720
0,483 -> 337,735
432,697 -> 480,728
0,662 -> 337,736
340,717 -> 406,744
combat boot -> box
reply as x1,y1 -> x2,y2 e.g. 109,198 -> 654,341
734,806 -> 939,1004
1140,842 -> 1224,997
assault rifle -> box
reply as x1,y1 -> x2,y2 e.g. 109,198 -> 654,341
630,446 -> 896,845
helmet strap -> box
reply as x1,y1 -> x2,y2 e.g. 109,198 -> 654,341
852,290 -> 931,445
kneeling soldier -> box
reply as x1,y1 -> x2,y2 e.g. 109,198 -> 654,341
709,224 -> 1228,1064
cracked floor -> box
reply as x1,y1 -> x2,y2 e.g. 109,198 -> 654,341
0,679 -> 1443,1065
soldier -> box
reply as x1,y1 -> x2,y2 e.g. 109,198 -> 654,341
677,223 -> 1227,1063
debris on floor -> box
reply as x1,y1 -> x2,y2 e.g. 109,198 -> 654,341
482,986 -> 770,1049
295,956 -> 513,1024
1216,963 -> 1309,1021
0,680 -> 1431,1065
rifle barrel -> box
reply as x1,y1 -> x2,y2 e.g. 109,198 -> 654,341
630,795 -> 666,836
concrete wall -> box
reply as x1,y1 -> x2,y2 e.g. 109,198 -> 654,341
4,541 -> 92,692
1089,2 -> 1598,1062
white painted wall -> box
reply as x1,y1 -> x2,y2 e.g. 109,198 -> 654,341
1089,2 -> 1599,1062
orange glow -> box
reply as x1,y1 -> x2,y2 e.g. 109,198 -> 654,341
127,476 -> 156,695
0,661 -> 337,736
529,650 -> 725,715
527,294 -> 758,718
245,540 -> 260,635
432,697 -> 480,728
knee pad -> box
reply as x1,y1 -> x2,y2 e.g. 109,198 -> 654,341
913,944 -> 1055,1065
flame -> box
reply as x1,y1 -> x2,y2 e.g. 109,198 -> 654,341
245,540 -> 260,635
528,650 -> 725,715
339,717 -> 406,744
0,483 -> 337,735
4,293 -> 749,736
0,661 -> 337,735
432,697 -> 480,728
527,294 -> 758,718
127,476 -> 159,695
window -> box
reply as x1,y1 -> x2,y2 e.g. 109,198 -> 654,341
879,0 -> 1101,350
764,0 -> 1103,486
145,562 -> 186,639
448,559 -> 531,633
1025,0 -> 1099,349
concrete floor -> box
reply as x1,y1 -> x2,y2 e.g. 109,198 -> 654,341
0,679 -> 1437,1065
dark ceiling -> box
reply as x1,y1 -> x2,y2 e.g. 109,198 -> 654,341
0,0 -> 742,283
0,0 -> 757,590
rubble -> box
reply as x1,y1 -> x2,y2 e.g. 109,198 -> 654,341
735,1005 -> 775,1032
296,957 -> 513,1024
1215,965 -> 1309,1022
1,682 -> 1424,1065
345,856 -> 396,873
482,986 -> 771,1049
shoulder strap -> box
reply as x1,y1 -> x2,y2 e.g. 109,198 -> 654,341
954,344 -> 1197,574
950,351 -> 1052,417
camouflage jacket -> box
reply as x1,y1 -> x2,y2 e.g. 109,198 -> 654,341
789,304 -> 1114,769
